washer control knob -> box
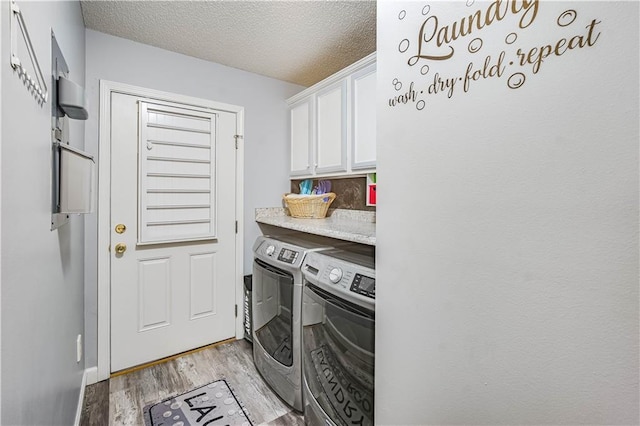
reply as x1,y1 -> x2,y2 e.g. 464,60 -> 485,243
329,267 -> 343,284
265,245 -> 276,256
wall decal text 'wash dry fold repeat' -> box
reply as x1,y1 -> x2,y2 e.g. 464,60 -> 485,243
389,0 -> 602,111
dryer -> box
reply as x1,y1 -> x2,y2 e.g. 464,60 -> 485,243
301,245 -> 375,426
252,235 -> 333,411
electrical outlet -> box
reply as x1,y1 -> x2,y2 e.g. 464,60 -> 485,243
76,334 -> 82,363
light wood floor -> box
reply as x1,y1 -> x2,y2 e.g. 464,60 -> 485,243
80,339 -> 304,425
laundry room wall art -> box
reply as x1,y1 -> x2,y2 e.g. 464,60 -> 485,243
386,1 -> 604,111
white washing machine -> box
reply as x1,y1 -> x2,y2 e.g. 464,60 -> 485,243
301,245 -> 375,426
252,235 -> 333,411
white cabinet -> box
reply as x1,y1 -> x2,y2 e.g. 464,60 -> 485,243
288,53 -> 376,178
351,62 -> 376,170
290,97 -> 313,176
315,80 -> 347,174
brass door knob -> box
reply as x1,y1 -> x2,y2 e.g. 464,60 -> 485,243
115,243 -> 127,254
115,224 -> 127,234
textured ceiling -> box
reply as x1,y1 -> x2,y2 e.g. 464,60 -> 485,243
80,0 -> 376,87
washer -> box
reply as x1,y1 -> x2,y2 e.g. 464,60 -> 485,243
252,235 -> 333,411
301,245 -> 375,426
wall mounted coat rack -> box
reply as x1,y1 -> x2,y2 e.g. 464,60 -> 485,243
10,0 -> 47,105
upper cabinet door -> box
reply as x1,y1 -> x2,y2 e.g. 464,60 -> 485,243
315,80 -> 347,175
351,63 -> 376,170
290,97 -> 313,177
287,52 -> 376,178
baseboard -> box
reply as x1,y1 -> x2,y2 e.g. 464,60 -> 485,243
85,366 -> 98,385
74,367 -> 95,426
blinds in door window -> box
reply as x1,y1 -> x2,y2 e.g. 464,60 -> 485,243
138,102 -> 217,244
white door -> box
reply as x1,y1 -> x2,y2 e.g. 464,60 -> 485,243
109,92 -> 237,372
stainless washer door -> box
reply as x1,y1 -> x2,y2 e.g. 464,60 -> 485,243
253,258 -> 294,366
302,283 -> 375,426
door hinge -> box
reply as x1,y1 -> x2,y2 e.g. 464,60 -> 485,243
235,221 -> 238,234
235,304 -> 238,317
234,134 -> 243,149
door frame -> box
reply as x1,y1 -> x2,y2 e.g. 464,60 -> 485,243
97,80 -> 244,382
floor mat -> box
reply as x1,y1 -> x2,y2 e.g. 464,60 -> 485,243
143,379 -> 253,426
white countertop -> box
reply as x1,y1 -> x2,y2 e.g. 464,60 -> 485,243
255,208 -> 376,245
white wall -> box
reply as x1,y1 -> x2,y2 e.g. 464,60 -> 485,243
0,3 -> 3,421
376,1 -> 638,424
83,29 -> 304,368
1,1 -> 86,425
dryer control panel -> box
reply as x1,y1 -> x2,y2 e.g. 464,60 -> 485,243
253,235 -> 333,270
302,249 -> 376,311
277,248 -> 299,264
350,273 -> 375,299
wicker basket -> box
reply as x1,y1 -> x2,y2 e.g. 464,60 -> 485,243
283,193 -> 336,219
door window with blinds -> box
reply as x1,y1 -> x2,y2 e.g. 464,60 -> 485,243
138,102 -> 217,244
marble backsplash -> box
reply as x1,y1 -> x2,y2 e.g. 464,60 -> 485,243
290,176 -> 375,211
